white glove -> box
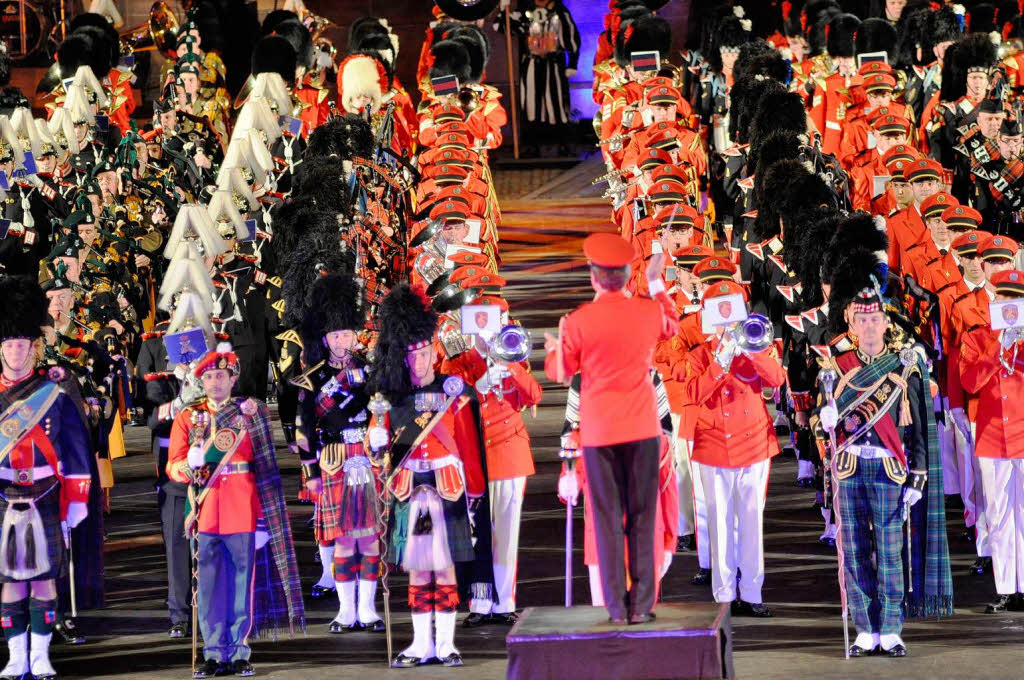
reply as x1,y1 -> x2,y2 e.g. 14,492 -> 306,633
714,336 -> 739,371
566,68 -> 577,78
902,486 -> 923,508
65,502 -> 88,529
558,471 -> 579,506
660,550 -> 673,579
950,407 -> 973,443
819,405 -> 839,433
255,518 -> 270,549
368,426 -> 389,451
475,373 -> 491,394
187,445 -> 205,469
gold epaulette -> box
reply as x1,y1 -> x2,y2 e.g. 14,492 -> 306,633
275,328 -> 302,346
289,360 -> 325,391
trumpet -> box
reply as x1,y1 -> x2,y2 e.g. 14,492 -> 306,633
999,327 -> 1024,375
485,325 -> 532,402
727,314 -> 774,353
458,87 -> 481,115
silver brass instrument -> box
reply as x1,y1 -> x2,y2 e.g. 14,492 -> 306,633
596,130 -> 636,148
999,327 -> 1024,375
485,324 -> 532,401
727,313 -> 774,353
590,168 -> 630,185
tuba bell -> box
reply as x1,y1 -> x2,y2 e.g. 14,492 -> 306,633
728,314 -> 773,353
119,1 -> 180,58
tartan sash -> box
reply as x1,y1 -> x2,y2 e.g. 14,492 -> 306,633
183,417 -> 247,536
830,352 -> 907,464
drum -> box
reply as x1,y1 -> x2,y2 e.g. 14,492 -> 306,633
0,0 -> 49,60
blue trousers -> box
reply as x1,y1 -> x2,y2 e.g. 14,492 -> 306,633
197,532 -> 255,662
837,457 -> 905,635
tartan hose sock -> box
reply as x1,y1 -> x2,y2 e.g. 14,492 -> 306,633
360,554 -> 381,581
408,584 -> 433,613
0,598 -> 28,638
333,554 -> 360,583
434,583 -> 459,614
28,598 -> 56,636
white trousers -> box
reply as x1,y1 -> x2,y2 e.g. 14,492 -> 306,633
690,441 -> 711,569
978,457 -> 1024,595
694,459 -> 769,604
962,422 -> 991,557
470,476 -> 526,614
937,398 -> 960,495
672,414 -> 696,537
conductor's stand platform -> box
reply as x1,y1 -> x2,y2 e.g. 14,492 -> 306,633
506,602 -> 734,680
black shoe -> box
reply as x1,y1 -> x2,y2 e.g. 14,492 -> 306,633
328,619 -> 363,634
169,622 -> 189,638
1009,594 -> 1024,612
462,612 -> 489,628
731,600 -> 773,617
193,659 -> 222,679
310,583 -> 335,599
231,660 -> 255,677
971,557 -> 992,575
629,612 -> 656,625
848,644 -> 878,657
691,568 -> 712,586
54,618 -> 86,645
885,644 -> 907,657
490,612 -> 519,626
361,618 -> 386,632
440,653 -> 464,667
985,594 -> 1013,614
962,526 -> 976,542
677,534 -> 696,552
392,653 -> 426,668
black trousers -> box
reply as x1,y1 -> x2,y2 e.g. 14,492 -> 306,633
583,437 -> 660,620
158,482 -> 191,625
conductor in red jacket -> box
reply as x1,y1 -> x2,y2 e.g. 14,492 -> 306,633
544,233 -> 679,624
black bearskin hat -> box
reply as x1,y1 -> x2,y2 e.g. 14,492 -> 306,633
57,32 -> 112,81
751,90 -> 807,146
69,13 -> 120,70
791,206 -> 842,308
732,77 -> 786,146
624,14 -> 672,60
892,2 -> 933,68
0,275 -> 47,341
613,7 -> 652,67
260,9 -> 298,34
358,34 -> 397,72
303,114 -> 374,163
271,199 -> 333,264
300,274 -> 363,367
348,17 -> 389,52
754,159 -> 809,240
251,35 -> 297,84
273,19 -> 314,71
752,130 -> 802,186
941,33 -> 996,101
371,284 -> 439,402
931,4 -> 965,46
826,246 -> 887,335
446,25 -> 490,84
826,13 -> 860,58
855,17 -> 897,58
281,232 -> 355,329
969,3 -> 999,35
430,39 -> 472,85
808,6 -> 841,56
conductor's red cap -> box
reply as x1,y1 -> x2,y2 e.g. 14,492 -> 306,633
583,233 -> 636,268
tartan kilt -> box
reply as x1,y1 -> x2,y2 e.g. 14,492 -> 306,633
0,479 -> 64,583
388,471 -> 473,569
314,464 -> 381,543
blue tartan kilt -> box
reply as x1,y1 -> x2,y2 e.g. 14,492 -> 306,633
388,471 -> 473,568
0,479 -> 64,583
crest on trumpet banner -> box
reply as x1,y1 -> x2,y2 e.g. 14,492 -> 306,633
164,204 -> 227,259
216,164 -> 259,213
207,189 -> 251,241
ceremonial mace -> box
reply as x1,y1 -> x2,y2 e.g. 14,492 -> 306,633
819,368 -> 850,659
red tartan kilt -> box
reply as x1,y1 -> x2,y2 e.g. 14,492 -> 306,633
314,467 -> 381,543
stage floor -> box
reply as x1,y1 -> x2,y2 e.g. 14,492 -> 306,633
47,188 -> 1024,679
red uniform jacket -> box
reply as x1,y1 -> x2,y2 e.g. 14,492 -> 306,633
546,288 -> 679,446
946,286 -> 992,415
441,351 -> 542,480
167,402 -> 260,534
849,151 -> 889,213
960,326 -> 1024,458
886,205 -> 927,275
681,338 -> 785,468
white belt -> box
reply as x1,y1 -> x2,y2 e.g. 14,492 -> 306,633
848,445 -> 893,459
0,466 -> 56,485
404,454 -> 460,473
825,120 -> 842,131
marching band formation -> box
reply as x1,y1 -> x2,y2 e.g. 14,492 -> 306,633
0,0 -> 1023,677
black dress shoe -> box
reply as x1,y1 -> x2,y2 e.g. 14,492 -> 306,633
971,556 -> 992,575
629,612 -> 656,625
169,622 -> 189,638
328,620 -> 363,634
885,643 -> 907,657
361,618 -> 386,632
490,612 -> 519,626
54,618 -> 86,645
440,653 -> 464,667
691,568 -> 712,586
462,612 -> 489,628
985,594 -> 1013,614
731,600 -> 773,617
310,584 -> 335,599
677,534 -> 696,552
848,644 -> 878,657
391,653 -> 426,668
231,659 -> 255,676
1010,594 -> 1024,612
193,659 -> 222,679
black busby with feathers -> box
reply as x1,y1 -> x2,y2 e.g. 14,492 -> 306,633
0,276 -> 47,341
371,284 -> 439,403
252,34 -> 297,84
300,274 -> 364,368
